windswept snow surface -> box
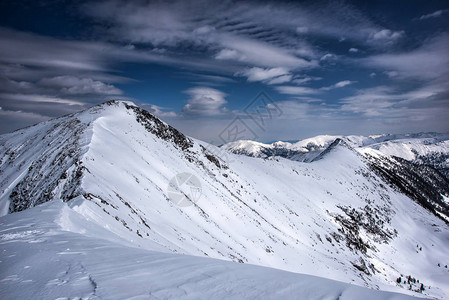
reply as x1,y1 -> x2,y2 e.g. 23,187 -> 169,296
1,101 -> 449,299
0,201 -> 421,300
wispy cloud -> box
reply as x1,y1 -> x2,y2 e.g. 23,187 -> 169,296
0,27 -> 142,127
340,84 -> 447,119
38,76 -> 123,95
215,35 -> 314,69
0,93 -> 85,106
81,0 -> 404,75
292,76 -> 322,85
238,67 -> 291,84
361,34 -> 449,80
320,54 -> 336,62
418,9 -> 448,20
82,0 -> 322,71
275,86 -> 321,95
321,80 -> 356,91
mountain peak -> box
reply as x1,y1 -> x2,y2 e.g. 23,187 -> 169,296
311,138 -> 355,162
0,101 -> 232,215
75,100 -> 193,150
122,101 -> 193,151
0,101 -> 191,214
99,99 -> 137,108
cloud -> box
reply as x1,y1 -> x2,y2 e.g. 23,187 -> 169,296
296,27 -> 309,34
320,53 -> 338,65
340,86 -> 398,116
168,82 -> 449,141
0,27 -> 147,133
0,27 -> 106,72
334,80 -> 354,88
0,27 -> 183,124
181,72 -> 236,87
39,76 -> 123,95
0,26 -> 237,83
321,80 -> 356,90
215,49 -> 241,61
383,71 -> 399,78
82,0 -> 406,73
2,0 -> 448,138
140,103 -> 177,117
0,27 -> 152,87
267,75 -> 293,85
418,9 -> 448,20
267,100 -> 310,120
215,35 -> 314,69
182,87 -> 229,116
83,0 -> 320,70
84,0 -> 382,46
370,29 -> 404,40
320,54 -> 336,61
340,84 -> 449,119
291,76 -> 322,85
0,107 -> 49,134
368,29 -> 404,45
362,34 -> 449,80
0,93 -> 85,106
275,86 -> 321,95
238,67 -> 291,84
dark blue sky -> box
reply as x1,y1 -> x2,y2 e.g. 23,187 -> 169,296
1,0 -> 448,143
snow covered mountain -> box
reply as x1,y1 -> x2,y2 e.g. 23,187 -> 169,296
222,133 -> 449,178
222,133 -> 449,163
1,101 -> 449,299
221,135 -> 342,162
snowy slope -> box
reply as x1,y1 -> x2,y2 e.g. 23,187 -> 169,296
0,201 -> 419,300
1,101 -> 449,298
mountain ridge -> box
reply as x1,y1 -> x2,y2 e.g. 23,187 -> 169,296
1,100 -> 449,298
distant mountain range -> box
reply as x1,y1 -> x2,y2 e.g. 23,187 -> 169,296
221,133 -> 449,162
221,133 -> 449,178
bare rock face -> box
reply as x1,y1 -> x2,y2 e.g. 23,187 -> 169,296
123,102 -> 193,151
3,118 -> 88,213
